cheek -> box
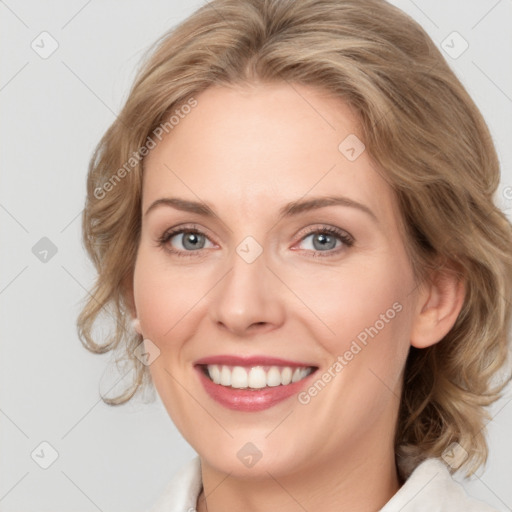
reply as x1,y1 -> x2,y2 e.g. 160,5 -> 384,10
296,262 -> 413,441
291,253 -> 412,355
294,252 -> 415,417
132,249 -> 209,436
318,259 -> 415,417
132,248 -> 212,341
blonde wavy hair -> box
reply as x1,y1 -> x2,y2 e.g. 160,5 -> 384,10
78,0 -> 512,478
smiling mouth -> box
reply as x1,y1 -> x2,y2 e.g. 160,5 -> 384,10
199,364 -> 317,389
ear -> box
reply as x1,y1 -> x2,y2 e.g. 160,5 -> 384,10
121,274 -> 138,321
410,265 -> 465,349
122,277 -> 143,336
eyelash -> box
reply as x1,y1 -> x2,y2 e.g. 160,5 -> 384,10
156,224 -> 355,259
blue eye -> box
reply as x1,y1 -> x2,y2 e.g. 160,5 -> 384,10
296,227 -> 354,256
300,232 -> 340,251
157,224 -> 354,258
160,229 -> 214,253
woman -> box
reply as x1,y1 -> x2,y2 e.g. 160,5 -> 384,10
77,0 -> 512,510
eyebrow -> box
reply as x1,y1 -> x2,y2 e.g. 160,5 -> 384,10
144,195 -> 378,223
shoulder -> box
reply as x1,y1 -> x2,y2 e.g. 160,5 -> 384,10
380,458 -> 499,512
146,456 -> 202,512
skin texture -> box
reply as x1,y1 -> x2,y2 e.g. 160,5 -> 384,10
130,83 -> 465,512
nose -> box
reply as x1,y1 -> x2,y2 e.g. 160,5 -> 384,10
208,246 -> 286,337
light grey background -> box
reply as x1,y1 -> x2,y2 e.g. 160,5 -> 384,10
1,1 -> 511,511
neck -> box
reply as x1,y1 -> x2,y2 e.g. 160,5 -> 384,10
197,443 -> 400,512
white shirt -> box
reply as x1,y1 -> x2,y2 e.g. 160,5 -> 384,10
148,456 -> 498,512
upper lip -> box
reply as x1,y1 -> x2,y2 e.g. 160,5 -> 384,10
194,355 -> 317,368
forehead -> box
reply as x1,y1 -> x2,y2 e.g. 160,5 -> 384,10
142,83 -> 397,226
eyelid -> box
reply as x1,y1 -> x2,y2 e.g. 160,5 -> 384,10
291,224 -> 354,256
157,223 -> 218,257
295,224 -> 354,243
157,223 -> 354,257
160,223 -> 216,242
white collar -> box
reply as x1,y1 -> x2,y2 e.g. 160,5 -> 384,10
148,456 -> 497,512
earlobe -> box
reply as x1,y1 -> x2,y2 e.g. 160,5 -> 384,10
131,317 -> 142,335
410,267 -> 465,349
121,275 -> 141,334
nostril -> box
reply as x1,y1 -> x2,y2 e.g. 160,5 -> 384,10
249,322 -> 268,330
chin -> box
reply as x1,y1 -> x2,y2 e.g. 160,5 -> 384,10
194,435 -> 308,480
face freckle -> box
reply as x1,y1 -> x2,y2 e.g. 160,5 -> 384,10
132,82 -> 419,480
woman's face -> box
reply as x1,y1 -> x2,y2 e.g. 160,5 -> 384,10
133,83 -> 421,479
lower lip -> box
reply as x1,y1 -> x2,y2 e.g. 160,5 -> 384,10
195,367 -> 316,412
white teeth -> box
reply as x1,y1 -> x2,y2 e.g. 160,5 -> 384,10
231,366 -> 248,389
206,364 -> 313,389
248,367 -> 267,389
220,366 -> 231,386
210,365 -> 221,384
266,367 -> 282,387
281,367 -> 292,385
292,368 -> 302,383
